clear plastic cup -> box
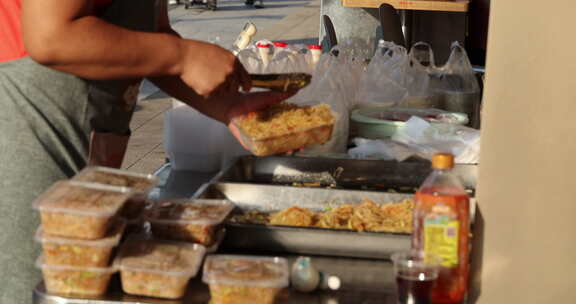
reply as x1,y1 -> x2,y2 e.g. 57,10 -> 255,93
391,250 -> 440,304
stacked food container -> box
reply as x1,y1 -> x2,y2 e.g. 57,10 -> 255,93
33,180 -> 131,296
32,166 -> 292,303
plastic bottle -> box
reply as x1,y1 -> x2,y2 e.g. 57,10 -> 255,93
307,44 -> 322,67
290,256 -> 341,293
412,153 -> 470,304
256,41 -> 272,70
231,22 -> 257,55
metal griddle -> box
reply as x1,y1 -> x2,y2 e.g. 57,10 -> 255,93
211,156 -> 477,192
194,183 -> 415,259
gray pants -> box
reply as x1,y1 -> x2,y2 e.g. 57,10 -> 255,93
0,1 -> 157,302
0,58 -> 90,303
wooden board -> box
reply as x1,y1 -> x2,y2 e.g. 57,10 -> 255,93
341,0 -> 469,12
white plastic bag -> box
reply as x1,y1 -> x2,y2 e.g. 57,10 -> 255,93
356,40 -> 409,108
433,42 -> 481,127
291,41 -> 367,153
391,116 -> 480,163
400,42 -> 438,109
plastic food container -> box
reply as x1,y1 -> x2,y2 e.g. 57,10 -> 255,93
33,181 -> 131,240
36,220 -> 126,267
351,107 -> 469,139
233,103 -> 335,156
73,167 -> 158,220
37,256 -> 116,297
203,255 -> 289,304
145,199 -> 234,246
115,238 -> 206,299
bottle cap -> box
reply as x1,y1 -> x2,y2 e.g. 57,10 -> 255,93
308,44 -> 322,50
256,42 -> 272,48
432,153 -> 454,169
273,41 -> 288,48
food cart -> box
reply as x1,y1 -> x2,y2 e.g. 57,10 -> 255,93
33,156 -> 477,304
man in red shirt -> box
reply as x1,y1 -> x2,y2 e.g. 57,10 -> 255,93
0,1 -> 27,61
0,1 -> 293,303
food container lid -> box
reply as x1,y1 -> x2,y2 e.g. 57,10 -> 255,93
32,181 -> 131,217
145,199 -> 235,226
36,255 -> 117,274
73,166 -> 158,193
273,42 -> 288,48
114,237 -> 206,277
202,255 -> 289,288
35,220 -> 126,247
351,107 -> 469,126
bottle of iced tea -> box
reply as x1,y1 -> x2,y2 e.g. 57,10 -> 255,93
412,153 -> 470,304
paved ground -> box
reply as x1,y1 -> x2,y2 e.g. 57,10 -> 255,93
123,0 -> 321,173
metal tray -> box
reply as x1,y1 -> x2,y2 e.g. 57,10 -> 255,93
194,183 -> 415,259
212,156 -> 477,192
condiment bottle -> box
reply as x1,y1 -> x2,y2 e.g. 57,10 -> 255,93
232,22 -> 257,55
256,41 -> 272,68
412,153 -> 470,304
290,256 -> 341,293
307,44 -> 322,67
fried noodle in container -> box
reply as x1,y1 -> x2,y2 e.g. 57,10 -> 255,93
73,166 -> 158,220
33,181 -> 131,240
114,238 -> 206,299
203,255 -> 289,304
145,199 -> 234,246
35,220 -> 126,267
36,256 -> 116,297
232,102 -> 336,156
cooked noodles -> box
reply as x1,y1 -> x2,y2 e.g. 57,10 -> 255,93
231,199 -> 414,234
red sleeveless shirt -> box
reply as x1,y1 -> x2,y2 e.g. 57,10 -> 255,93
0,0 -> 114,62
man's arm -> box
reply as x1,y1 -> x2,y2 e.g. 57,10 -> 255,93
21,0 -> 249,97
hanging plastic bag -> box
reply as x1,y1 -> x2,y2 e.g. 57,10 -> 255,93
356,40 -> 409,108
290,41 -> 367,153
400,42 -> 439,109
433,41 -> 481,128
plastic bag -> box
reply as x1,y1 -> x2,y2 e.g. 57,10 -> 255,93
290,41 -> 367,153
433,42 -> 481,127
391,116 -> 480,163
356,40 -> 408,108
400,42 -> 439,109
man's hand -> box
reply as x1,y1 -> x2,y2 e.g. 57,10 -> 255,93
179,41 -> 251,98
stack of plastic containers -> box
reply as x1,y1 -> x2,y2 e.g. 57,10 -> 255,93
33,181 -> 132,296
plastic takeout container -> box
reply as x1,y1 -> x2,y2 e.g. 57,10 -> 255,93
73,166 -> 158,220
351,107 -> 469,139
73,166 -> 157,193
36,220 -> 126,267
115,238 -> 206,299
145,199 -> 234,246
33,181 -> 131,240
232,104 -> 335,156
203,255 -> 289,304
36,256 -> 116,297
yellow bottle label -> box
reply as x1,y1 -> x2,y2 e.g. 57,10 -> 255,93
423,215 -> 459,267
